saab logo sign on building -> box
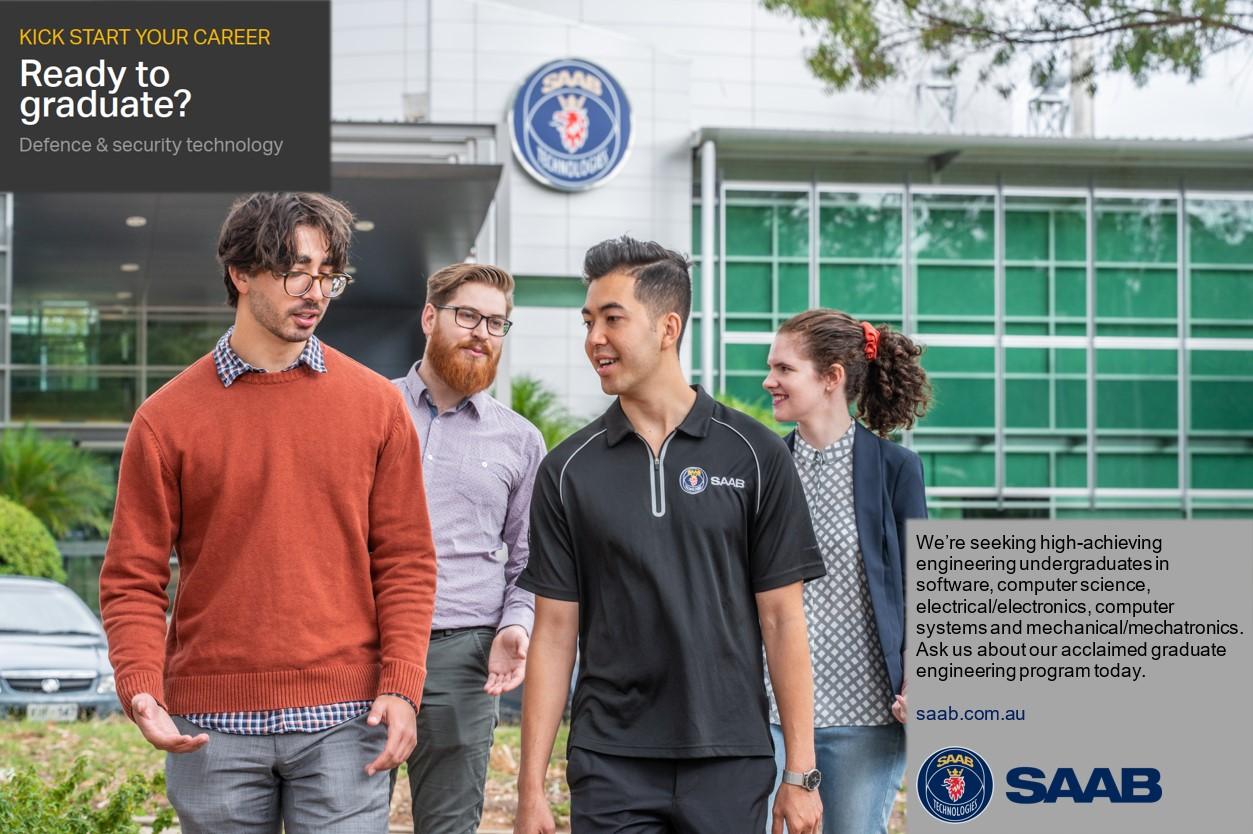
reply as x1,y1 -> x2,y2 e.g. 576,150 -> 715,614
509,58 -> 632,192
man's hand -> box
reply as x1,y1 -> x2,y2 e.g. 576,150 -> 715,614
485,625 -> 529,695
771,783 -> 823,834
131,692 -> 208,753
513,598 -> 576,834
513,790 -> 556,834
364,694 -> 417,776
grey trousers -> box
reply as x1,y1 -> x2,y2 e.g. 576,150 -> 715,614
394,627 -> 499,834
167,713 -> 390,834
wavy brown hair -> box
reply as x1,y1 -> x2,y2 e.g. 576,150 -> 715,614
217,192 -> 355,307
778,309 -> 931,437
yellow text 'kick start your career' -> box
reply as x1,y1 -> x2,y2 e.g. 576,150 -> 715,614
18,28 -> 272,47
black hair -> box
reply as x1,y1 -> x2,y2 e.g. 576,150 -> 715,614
583,235 -> 692,350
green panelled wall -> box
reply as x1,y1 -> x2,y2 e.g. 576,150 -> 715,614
4,187 -> 1250,519
7,307 -> 235,423
702,187 -> 1253,517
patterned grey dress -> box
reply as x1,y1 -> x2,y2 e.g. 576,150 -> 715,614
767,424 -> 895,727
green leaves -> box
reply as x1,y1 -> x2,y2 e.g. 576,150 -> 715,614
0,496 -> 65,581
715,393 -> 793,436
510,375 -> 584,451
0,426 -> 115,539
767,0 -> 901,90
760,0 -> 1250,93
0,756 -> 174,834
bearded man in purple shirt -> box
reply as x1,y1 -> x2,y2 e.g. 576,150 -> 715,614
392,263 -> 545,834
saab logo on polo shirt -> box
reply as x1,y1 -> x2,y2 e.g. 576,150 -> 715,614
679,466 -> 708,494
679,467 -> 745,494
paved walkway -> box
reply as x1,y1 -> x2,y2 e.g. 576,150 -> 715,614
138,820 -> 517,833
134,816 -> 511,826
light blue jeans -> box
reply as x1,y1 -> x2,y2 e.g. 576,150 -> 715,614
767,722 -> 905,834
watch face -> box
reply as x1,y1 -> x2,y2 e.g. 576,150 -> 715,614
804,770 -> 823,791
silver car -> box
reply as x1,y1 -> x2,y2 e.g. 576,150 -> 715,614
0,575 -> 122,719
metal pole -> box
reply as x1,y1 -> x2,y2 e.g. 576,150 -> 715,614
901,178 -> 913,450
701,140 -> 716,391
1086,181 -> 1097,509
994,179 -> 1005,510
1177,184 -> 1189,517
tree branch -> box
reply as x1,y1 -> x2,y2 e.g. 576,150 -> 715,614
916,9 -> 1253,43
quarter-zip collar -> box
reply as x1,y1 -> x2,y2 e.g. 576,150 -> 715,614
601,386 -> 714,518
603,384 -> 716,446
638,432 -> 676,517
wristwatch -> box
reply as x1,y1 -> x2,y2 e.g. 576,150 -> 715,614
782,767 -> 822,791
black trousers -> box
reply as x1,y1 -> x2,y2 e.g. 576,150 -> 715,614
567,746 -> 776,834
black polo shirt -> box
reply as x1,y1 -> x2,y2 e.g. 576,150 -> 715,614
519,386 -> 824,759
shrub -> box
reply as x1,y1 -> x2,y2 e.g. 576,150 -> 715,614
715,393 -> 791,436
0,426 -> 115,538
0,496 -> 65,581
0,757 -> 173,834
511,375 -> 584,450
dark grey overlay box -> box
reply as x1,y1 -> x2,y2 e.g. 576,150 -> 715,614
1,1 -> 329,192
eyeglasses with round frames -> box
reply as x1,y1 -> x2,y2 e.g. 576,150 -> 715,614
435,304 -> 512,337
277,270 -> 354,299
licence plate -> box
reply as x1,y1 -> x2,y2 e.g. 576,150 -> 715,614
26,703 -> 79,721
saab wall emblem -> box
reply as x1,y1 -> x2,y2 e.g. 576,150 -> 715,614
509,58 -> 633,192
552,95 -> 589,152
679,466 -> 708,495
917,746 -> 994,823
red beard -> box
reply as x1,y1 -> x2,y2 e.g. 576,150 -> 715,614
426,329 -> 500,397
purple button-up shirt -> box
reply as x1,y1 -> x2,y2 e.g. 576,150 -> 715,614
393,362 -> 544,634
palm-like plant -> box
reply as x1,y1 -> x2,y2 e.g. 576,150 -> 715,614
0,426 -> 115,539
715,393 -> 792,437
510,376 -> 583,451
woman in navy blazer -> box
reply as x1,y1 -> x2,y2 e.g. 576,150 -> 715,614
762,309 -> 931,834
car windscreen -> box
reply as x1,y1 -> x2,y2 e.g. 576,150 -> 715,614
0,586 -> 102,635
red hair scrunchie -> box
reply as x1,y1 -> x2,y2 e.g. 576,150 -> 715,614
861,321 -> 880,361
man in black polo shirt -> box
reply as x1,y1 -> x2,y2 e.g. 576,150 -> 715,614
513,236 -> 826,834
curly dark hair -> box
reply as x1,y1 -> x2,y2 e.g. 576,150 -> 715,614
778,309 -> 931,438
217,192 -> 355,307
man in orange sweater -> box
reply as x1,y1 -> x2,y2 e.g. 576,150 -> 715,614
99,192 -> 437,833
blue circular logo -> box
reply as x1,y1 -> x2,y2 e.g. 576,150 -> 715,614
679,466 -> 708,495
509,58 -> 632,192
917,746 -> 994,824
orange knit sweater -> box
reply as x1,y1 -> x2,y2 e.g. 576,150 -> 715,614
99,347 -> 436,718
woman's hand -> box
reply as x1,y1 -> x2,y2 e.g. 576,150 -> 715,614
892,678 -> 907,723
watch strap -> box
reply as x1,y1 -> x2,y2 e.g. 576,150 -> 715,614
781,768 -> 821,791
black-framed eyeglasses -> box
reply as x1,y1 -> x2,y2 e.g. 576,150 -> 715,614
435,305 -> 512,337
277,270 -> 354,299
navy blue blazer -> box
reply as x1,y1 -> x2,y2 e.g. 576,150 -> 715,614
785,422 -> 927,697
